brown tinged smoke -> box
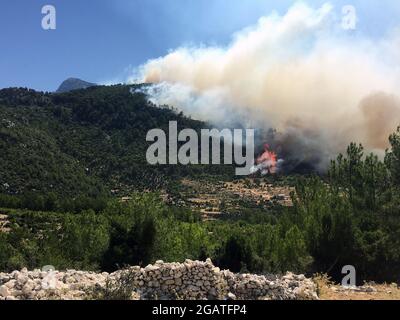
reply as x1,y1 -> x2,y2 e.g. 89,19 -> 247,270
131,3 -> 400,172
360,92 -> 400,151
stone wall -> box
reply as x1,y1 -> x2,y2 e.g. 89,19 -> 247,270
0,259 -> 318,300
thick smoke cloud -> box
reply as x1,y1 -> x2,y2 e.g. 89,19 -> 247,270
132,2 -> 400,172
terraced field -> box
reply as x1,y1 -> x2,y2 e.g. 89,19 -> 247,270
169,178 -> 293,220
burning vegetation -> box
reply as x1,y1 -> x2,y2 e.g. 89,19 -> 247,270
251,144 -> 282,175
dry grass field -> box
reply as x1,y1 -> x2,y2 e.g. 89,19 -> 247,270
315,275 -> 400,300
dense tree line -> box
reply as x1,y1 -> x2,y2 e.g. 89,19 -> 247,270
0,192 -> 108,213
0,85 -> 235,197
289,129 -> 400,282
0,193 -> 310,275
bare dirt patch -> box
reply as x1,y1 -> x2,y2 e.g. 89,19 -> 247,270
315,275 -> 400,300
0,213 -> 10,233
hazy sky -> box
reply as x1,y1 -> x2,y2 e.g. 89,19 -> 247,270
1,0 -> 400,91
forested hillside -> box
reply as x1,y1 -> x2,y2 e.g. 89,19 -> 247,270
1,85 -> 400,285
0,85 -> 233,201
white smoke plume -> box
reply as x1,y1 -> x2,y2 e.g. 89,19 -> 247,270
130,2 -> 400,171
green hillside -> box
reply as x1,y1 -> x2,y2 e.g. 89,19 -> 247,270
0,85 -> 234,199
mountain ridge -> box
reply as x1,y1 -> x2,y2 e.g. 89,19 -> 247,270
56,78 -> 97,93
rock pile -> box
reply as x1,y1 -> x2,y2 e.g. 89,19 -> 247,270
0,259 -> 318,300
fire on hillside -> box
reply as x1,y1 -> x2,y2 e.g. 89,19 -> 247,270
251,144 -> 283,175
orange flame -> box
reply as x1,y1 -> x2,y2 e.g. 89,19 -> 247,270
255,144 -> 278,174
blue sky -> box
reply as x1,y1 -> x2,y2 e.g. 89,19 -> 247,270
1,0 -> 400,91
